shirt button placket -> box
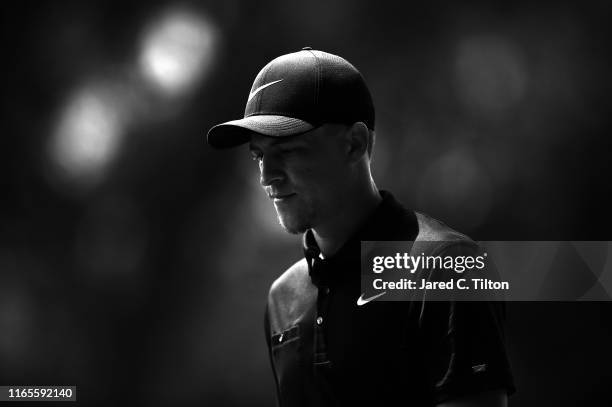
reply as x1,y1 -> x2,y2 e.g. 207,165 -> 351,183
313,285 -> 331,367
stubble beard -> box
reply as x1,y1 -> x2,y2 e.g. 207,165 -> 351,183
275,202 -> 316,235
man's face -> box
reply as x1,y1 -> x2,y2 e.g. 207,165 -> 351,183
249,124 -> 349,234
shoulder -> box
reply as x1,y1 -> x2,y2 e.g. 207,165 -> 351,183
413,211 -> 479,255
414,211 -> 472,242
266,258 -> 317,332
268,258 -> 312,299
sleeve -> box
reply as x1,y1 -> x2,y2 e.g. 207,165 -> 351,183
417,243 -> 516,403
264,302 -> 282,406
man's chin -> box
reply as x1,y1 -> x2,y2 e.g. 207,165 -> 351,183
277,215 -> 309,235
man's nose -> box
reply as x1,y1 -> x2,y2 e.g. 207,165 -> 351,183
259,155 -> 284,187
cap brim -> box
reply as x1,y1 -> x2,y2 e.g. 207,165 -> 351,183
206,115 -> 315,149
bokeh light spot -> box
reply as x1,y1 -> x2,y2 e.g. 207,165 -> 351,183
140,9 -> 217,95
454,35 -> 527,118
49,84 -> 127,187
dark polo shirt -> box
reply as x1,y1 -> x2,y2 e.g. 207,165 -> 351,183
264,191 -> 514,406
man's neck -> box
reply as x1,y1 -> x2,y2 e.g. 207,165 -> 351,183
312,183 -> 382,257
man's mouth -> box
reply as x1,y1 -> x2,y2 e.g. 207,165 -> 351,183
270,193 -> 296,202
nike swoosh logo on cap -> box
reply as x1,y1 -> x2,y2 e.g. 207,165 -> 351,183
248,79 -> 284,101
356,291 -> 387,306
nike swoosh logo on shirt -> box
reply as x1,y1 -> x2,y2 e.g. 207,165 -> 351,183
356,291 -> 387,306
248,79 -> 284,101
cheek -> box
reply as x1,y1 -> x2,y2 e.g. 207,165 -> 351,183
288,151 -> 347,191
301,164 -> 345,192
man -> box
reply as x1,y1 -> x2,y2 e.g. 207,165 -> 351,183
207,48 -> 514,406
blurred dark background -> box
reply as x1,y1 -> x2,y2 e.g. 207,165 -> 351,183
2,0 -> 611,405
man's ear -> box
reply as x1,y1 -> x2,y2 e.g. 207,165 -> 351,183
346,121 -> 370,162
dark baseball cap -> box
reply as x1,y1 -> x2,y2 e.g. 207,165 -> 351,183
206,47 -> 375,149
